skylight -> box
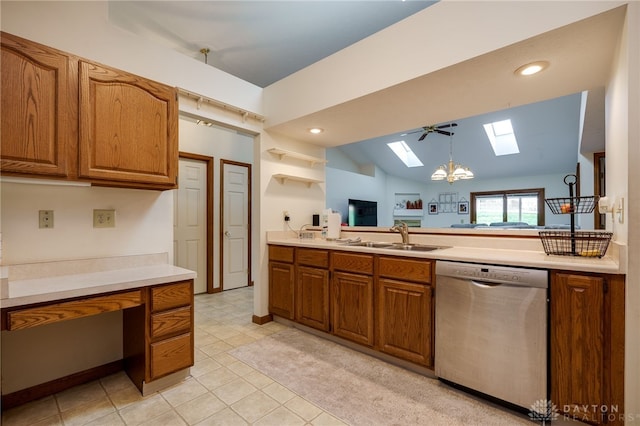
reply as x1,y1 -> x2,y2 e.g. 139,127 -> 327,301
387,141 -> 423,168
483,119 -> 520,156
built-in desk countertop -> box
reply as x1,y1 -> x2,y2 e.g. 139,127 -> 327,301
0,253 -> 197,408
1,263 -> 196,309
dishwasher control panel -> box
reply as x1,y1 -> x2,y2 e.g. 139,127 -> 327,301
435,260 -> 548,288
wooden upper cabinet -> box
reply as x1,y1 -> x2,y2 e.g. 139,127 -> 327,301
0,32 -> 76,177
78,60 -> 178,189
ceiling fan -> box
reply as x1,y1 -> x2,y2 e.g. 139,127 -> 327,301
408,123 -> 458,141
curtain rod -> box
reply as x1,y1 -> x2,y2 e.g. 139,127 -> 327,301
177,88 -> 265,123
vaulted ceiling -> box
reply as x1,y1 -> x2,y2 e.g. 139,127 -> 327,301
108,1 -> 435,87
108,2 -> 623,183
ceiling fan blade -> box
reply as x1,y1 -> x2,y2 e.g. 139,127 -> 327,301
418,132 -> 428,141
436,123 -> 458,129
436,130 -> 453,136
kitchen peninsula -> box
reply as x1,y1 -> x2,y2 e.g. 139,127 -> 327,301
268,227 -> 625,424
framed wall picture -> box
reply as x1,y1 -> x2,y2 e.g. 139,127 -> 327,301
428,202 -> 438,215
458,201 -> 469,214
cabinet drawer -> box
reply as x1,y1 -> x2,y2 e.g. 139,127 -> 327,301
332,252 -> 374,275
150,281 -> 192,313
297,248 -> 329,268
150,306 -> 191,339
6,290 -> 143,331
269,245 -> 294,263
150,332 -> 193,380
378,257 -> 433,284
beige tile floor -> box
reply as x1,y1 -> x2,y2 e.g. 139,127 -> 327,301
1,287 -> 348,426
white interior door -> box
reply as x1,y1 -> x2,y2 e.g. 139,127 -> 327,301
222,162 -> 249,290
174,158 -> 207,294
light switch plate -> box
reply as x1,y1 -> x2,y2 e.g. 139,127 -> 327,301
93,209 -> 115,228
39,210 -> 54,228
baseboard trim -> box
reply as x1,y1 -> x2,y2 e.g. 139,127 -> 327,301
1,360 -> 124,410
252,314 -> 272,325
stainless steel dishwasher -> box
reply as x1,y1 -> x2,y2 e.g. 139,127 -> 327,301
435,260 -> 548,410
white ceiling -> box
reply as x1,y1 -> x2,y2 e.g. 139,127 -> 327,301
107,2 -> 625,183
108,1 -> 435,88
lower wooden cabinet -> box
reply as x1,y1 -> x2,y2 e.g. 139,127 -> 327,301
377,278 -> 433,367
377,256 -> 434,367
268,245 -> 295,320
296,265 -> 330,331
150,333 -> 193,380
268,245 -> 434,367
332,271 -> 374,346
292,248 -> 330,331
124,280 -> 194,392
551,271 -> 624,425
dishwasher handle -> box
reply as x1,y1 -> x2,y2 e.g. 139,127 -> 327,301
471,280 -> 503,288
471,279 -> 540,289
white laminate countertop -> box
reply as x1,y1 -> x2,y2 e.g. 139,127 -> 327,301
267,235 -> 623,275
1,254 -> 196,309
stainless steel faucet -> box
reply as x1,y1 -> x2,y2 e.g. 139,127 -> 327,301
390,222 -> 410,244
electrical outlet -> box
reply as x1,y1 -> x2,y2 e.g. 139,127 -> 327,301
93,209 -> 116,228
39,210 -> 54,228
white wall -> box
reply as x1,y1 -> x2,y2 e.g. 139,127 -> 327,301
0,183 -> 172,393
0,183 -> 173,264
261,132 -> 327,233
613,2 -> 640,420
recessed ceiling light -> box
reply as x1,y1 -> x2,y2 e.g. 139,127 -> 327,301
309,128 -> 324,134
515,61 -> 549,76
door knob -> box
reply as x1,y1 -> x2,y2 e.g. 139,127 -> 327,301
224,231 -> 231,237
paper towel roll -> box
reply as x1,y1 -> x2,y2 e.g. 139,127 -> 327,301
327,212 -> 341,240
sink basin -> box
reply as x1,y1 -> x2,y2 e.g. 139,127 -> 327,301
388,243 -> 449,252
345,241 -> 394,248
341,241 -> 449,251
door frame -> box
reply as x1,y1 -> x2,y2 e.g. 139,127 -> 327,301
179,152 -> 215,293
220,159 -> 252,291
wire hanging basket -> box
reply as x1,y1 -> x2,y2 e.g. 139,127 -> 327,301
539,230 -> 612,257
544,195 -> 599,214
539,174 -> 611,257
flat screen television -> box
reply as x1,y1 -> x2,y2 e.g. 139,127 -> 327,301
348,199 -> 378,226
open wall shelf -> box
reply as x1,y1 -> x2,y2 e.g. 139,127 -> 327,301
268,148 -> 327,167
393,209 -> 424,217
272,174 -> 323,187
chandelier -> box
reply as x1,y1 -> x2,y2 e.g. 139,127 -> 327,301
431,130 -> 474,184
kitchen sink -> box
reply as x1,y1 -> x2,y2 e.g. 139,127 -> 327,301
342,241 -> 448,251
387,243 -> 449,252
344,241 -> 394,248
